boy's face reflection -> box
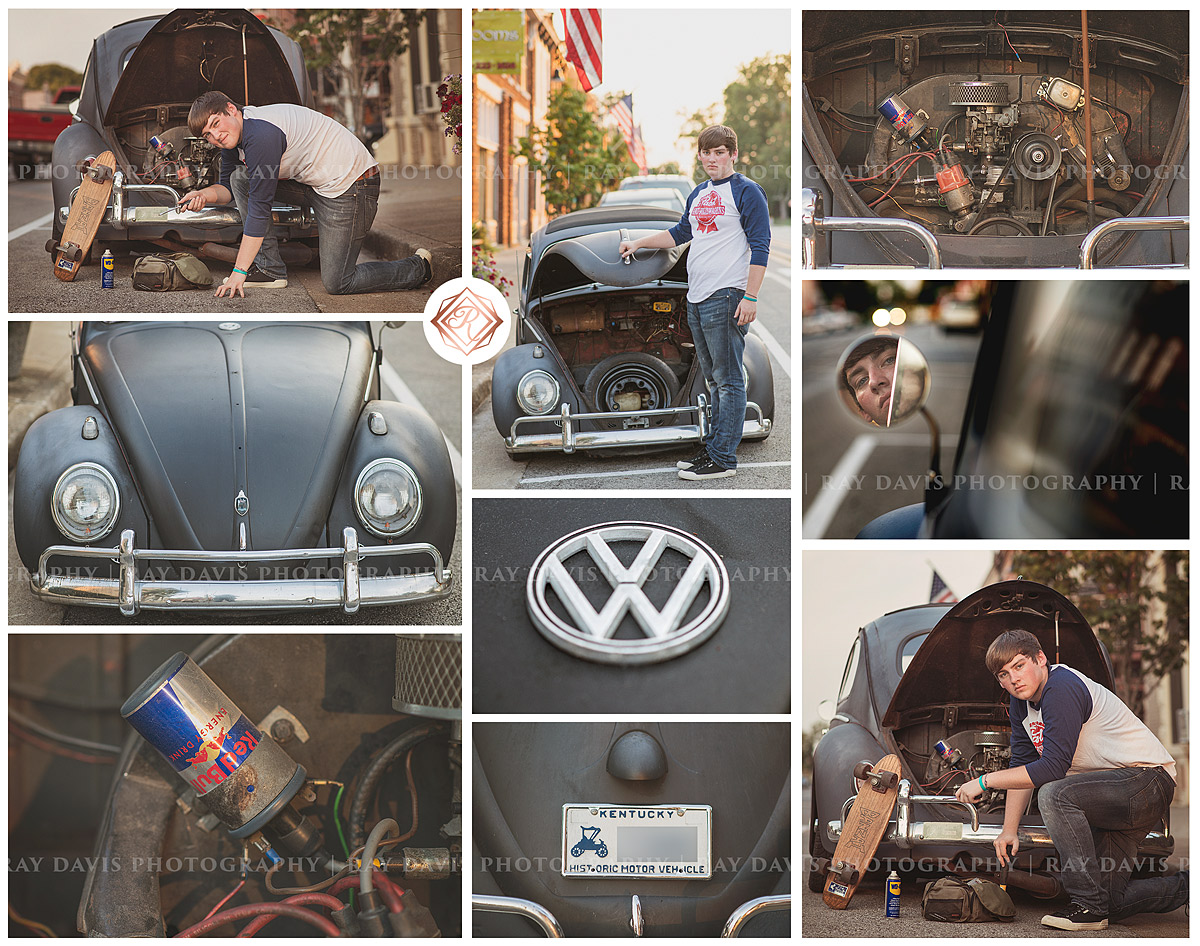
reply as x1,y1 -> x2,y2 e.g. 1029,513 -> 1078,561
845,345 -> 897,425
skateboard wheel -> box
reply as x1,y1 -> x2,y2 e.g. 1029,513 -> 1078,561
87,164 -> 114,183
877,770 -> 899,790
45,237 -> 58,254
852,760 -> 873,781
75,155 -> 97,174
831,865 -> 860,886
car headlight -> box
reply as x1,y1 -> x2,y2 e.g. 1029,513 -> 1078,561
51,463 -> 120,541
354,458 -> 422,538
516,369 -> 560,415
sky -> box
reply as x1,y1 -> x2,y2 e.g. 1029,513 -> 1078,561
10,9 -> 171,75
801,550 -> 996,729
551,8 -> 791,171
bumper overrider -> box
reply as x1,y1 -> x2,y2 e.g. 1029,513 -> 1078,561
31,527 -> 453,615
506,397 -> 773,454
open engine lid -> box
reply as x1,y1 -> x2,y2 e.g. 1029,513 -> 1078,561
881,580 -> 1114,729
530,228 -> 688,297
105,8 -> 302,126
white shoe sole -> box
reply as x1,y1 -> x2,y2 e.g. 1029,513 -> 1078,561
1041,915 -> 1108,931
677,468 -> 736,481
222,275 -> 288,288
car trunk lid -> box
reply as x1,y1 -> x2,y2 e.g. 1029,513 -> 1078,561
530,228 -> 688,297
104,8 -> 302,126
881,579 -> 1113,729
81,322 -> 370,553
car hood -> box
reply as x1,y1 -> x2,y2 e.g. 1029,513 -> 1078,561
103,8 -> 303,126
530,228 -> 688,297
802,11 -> 1187,54
881,580 -> 1113,729
81,322 -> 372,551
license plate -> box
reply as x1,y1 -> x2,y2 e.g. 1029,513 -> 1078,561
561,804 -> 712,878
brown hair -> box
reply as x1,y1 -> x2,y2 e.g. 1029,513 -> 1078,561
188,91 -> 237,137
985,629 -> 1044,675
697,124 -> 737,153
841,337 -> 897,407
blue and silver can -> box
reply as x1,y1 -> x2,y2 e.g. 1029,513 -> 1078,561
121,652 -> 305,838
886,870 -> 901,917
877,92 -> 927,144
101,249 -> 114,288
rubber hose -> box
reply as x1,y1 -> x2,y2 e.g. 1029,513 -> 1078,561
349,724 -> 440,850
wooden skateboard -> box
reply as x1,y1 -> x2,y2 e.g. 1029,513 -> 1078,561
822,754 -> 902,909
47,151 -> 116,282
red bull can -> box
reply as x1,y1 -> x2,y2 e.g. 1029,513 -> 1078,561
121,652 -> 305,839
877,92 -> 928,144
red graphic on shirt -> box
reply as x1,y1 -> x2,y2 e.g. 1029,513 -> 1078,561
692,190 -> 726,233
1029,720 -> 1045,754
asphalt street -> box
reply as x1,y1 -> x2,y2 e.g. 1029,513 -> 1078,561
801,322 -> 982,538
802,789 -> 1189,937
7,321 -> 463,627
471,225 -> 793,490
8,173 -> 456,315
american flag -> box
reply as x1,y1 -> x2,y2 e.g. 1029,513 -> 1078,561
930,569 -> 958,603
561,9 -> 602,92
611,95 -> 644,172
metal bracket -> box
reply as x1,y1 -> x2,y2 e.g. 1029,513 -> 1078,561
894,35 -> 919,76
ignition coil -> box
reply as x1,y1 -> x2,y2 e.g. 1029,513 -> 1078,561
122,653 -> 325,861
935,152 -> 976,221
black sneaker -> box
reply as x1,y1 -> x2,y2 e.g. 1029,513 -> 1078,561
1041,903 -> 1109,931
416,248 -> 433,284
222,264 -> 287,288
676,446 -> 710,470
678,458 -> 736,481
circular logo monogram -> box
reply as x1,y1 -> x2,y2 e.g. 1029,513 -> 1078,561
421,277 -> 511,366
526,521 -> 730,665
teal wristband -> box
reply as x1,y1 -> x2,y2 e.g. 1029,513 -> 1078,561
978,775 -> 986,791
232,267 -> 249,276
743,294 -> 757,302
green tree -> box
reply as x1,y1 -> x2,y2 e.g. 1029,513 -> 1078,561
677,104 -> 721,183
25,63 -> 83,97
722,54 -> 791,217
517,86 -> 637,216
1010,551 -> 1189,716
284,10 -> 426,141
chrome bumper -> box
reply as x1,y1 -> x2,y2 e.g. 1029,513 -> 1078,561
60,170 -> 314,230
506,397 -> 771,455
31,527 -> 452,616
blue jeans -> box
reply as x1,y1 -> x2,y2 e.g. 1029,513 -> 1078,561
686,287 -> 747,469
1039,766 -> 1186,919
228,166 -> 427,294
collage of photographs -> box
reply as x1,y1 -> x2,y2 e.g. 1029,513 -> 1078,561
2,4 -> 1191,941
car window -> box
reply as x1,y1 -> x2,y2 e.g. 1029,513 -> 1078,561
836,634 -> 861,706
899,632 -> 929,674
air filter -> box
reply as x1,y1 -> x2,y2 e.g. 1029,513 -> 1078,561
949,82 -> 1010,107
393,633 -> 462,720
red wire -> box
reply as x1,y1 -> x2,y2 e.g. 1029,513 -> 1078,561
174,902 -> 340,938
328,871 -> 404,913
201,879 -> 245,922
235,893 -> 345,938
849,151 -> 937,183
867,154 -> 929,207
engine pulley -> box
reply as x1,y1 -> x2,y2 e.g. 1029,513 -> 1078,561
1013,132 -> 1062,181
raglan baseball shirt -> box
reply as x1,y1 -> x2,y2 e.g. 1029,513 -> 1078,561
219,104 -> 379,239
1009,664 -> 1177,787
667,173 -> 771,303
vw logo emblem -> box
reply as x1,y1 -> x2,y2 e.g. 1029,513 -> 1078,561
526,521 -> 730,665
234,490 -> 249,516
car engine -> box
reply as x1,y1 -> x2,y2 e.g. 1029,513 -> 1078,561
918,729 -> 1012,809
135,123 -> 221,192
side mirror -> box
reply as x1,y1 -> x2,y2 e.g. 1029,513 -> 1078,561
835,332 -> 932,429
817,699 -> 837,723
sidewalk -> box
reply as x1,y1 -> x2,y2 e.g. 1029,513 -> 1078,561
8,321 -> 72,468
363,164 -> 463,289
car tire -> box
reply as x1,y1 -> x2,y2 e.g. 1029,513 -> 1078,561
583,352 -> 680,419
807,796 -> 831,893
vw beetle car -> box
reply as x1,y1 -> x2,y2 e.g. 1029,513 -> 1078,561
809,579 -> 1172,896
12,322 -> 455,615
48,8 -> 317,260
802,12 -> 1188,268
474,722 -> 790,937
490,205 -> 775,455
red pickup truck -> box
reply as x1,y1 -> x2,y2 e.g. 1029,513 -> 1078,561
10,85 -> 80,179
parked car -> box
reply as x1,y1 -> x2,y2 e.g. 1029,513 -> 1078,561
48,8 -> 317,262
474,721 -> 790,937
9,85 -> 80,180
802,12 -> 1189,267
836,280 -> 1187,538
597,185 -> 686,214
12,321 -> 456,615
618,172 -> 696,208
490,205 -> 774,456
808,579 -> 1172,896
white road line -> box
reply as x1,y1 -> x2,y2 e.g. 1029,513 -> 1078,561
802,432 -> 959,538
9,211 -> 54,242
751,322 -> 791,378
379,361 -> 463,487
520,459 -> 791,485
802,434 -> 879,538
